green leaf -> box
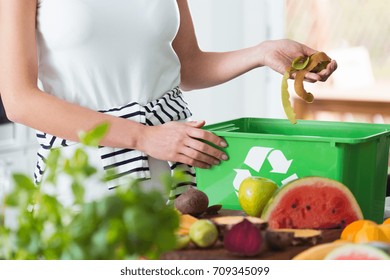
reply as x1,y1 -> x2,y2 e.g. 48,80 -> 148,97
44,149 -> 61,184
71,181 -> 85,205
5,174 -> 37,207
40,194 -> 64,223
78,122 -> 110,147
60,243 -> 85,260
12,173 -> 36,191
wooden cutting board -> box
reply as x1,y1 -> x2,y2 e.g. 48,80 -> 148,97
162,209 -> 342,260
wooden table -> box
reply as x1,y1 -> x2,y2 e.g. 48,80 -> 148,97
162,210 -> 342,260
293,82 -> 390,123
291,82 -> 390,123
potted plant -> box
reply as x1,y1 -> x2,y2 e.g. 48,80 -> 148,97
0,123 -> 180,260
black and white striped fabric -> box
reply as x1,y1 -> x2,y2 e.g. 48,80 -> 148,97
34,87 -> 196,201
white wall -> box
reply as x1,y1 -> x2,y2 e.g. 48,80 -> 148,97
184,0 -> 285,124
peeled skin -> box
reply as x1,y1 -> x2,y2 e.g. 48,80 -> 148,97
281,71 -> 297,124
282,52 -> 332,124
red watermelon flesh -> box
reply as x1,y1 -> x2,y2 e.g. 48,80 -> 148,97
261,177 -> 363,229
332,253 -> 383,260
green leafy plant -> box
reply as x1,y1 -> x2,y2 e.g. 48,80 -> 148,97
0,123 -> 180,260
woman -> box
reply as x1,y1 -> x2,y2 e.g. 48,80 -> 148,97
0,0 -> 337,200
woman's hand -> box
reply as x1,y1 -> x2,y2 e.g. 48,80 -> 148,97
258,39 -> 338,82
136,120 -> 228,168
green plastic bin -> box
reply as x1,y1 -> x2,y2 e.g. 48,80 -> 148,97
196,118 -> 390,223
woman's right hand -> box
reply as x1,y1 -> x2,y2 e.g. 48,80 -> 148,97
137,120 -> 229,168
258,39 -> 338,82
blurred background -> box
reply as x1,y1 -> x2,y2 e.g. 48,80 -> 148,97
0,0 -> 389,176
185,0 -> 390,124
285,0 -> 390,124
185,0 -> 285,123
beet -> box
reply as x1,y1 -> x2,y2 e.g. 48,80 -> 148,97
174,187 -> 209,216
223,218 -> 263,257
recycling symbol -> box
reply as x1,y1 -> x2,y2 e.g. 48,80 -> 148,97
233,146 -> 299,194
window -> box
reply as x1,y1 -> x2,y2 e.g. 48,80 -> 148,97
286,0 -> 390,123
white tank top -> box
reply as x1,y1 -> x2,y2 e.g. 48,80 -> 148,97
36,0 -> 181,110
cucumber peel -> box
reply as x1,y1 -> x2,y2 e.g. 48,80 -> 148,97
281,52 -> 332,124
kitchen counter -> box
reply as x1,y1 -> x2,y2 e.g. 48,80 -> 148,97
162,210 -> 343,260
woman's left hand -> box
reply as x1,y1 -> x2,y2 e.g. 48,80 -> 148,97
258,39 -> 338,82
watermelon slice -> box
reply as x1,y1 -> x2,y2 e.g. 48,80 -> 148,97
324,244 -> 390,260
261,177 -> 363,229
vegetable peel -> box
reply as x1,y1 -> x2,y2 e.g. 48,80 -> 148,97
282,52 -> 332,124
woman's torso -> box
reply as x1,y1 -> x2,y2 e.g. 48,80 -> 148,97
36,0 -> 181,110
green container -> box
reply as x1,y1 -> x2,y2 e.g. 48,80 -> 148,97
196,118 -> 390,223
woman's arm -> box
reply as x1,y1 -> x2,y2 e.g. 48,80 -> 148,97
0,0 -> 227,168
173,0 -> 337,91
0,0 -> 144,148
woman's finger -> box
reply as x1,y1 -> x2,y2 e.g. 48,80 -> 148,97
180,146 -> 220,166
185,120 -> 206,128
176,154 -> 211,169
184,137 -> 228,162
186,126 -> 227,148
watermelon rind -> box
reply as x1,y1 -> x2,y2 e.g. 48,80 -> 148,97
324,243 -> 390,260
363,241 -> 390,255
261,176 -> 363,228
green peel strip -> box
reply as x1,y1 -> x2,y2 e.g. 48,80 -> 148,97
281,71 -> 297,124
281,52 -> 332,124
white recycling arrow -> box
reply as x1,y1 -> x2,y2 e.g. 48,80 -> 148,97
244,147 -> 273,172
233,169 -> 252,192
267,149 -> 293,174
232,146 -> 298,197
281,173 -> 298,185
